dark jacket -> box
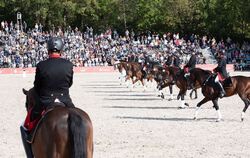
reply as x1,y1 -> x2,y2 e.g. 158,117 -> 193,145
185,54 -> 196,69
34,57 -> 74,107
214,57 -> 228,78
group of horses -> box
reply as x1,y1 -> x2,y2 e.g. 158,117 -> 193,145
20,60 -> 250,158
114,60 -> 250,122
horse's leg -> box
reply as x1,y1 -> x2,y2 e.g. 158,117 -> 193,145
189,89 -> 194,99
168,85 -> 174,101
240,97 -> 250,121
179,93 -> 188,109
133,77 -> 139,89
140,78 -> 147,92
189,89 -> 198,99
126,75 -> 133,89
194,89 -> 198,99
125,75 -> 130,88
212,98 -> 222,122
119,74 -> 124,85
144,78 -> 148,88
177,92 -> 181,100
121,69 -> 127,85
148,77 -> 154,89
157,86 -> 164,99
178,87 -> 189,108
194,97 -> 210,120
151,79 -> 156,90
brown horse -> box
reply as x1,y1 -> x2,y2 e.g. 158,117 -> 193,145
156,66 -> 190,108
114,61 -> 146,89
194,75 -> 250,121
22,88 -> 93,158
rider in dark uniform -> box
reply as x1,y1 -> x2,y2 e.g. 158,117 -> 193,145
184,52 -> 197,89
213,53 -> 228,98
20,37 -> 75,158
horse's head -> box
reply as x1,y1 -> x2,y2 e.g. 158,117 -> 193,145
22,88 -> 36,111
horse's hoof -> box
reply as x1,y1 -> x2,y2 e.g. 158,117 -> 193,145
194,117 -> 197,120
177,96 -> 180,100
161,95 -> 165,99
241,118 -> 244,122
178,106 -> 185,109
216,119 -> 222,122
168,98 -> 172,101
185,103 -> 189,107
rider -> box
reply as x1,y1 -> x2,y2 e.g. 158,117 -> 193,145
213,53 -> 227,98
20,37 -> 75,158
184,51 -> 197,89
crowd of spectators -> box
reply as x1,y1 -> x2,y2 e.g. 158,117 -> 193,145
0,21 -> 249,70
208,37 -> 250,71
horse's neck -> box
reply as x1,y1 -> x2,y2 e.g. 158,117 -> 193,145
197,70 -> 212,83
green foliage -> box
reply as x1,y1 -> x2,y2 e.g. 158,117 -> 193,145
0,0 -> 248,40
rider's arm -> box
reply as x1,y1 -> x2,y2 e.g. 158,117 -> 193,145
216,59 -> 226,71
69,66 -> 73,87
34,65 -> 41,92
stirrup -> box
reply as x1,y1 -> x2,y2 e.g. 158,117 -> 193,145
219,92 -> 225,98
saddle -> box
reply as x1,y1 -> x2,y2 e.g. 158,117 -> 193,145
222,76 -> 233,88
24,102 -> 66,143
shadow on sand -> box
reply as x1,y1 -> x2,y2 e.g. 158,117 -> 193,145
115,116 -> 194,122
103,98 -> 162,101
103,105 -> 179,110
115,116 -> 223,122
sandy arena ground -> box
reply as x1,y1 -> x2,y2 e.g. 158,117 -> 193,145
0,71 -> 250,158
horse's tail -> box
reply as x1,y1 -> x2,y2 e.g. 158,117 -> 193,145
68,113 -> 87,158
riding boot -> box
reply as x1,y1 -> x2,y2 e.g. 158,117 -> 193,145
185,74 -> 191,90
20,126 -> 33,158
216,82 -> 225,98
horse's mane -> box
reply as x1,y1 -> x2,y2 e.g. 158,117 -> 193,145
195,68 -> 212,75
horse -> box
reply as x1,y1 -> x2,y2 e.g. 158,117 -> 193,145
194,75 -> 250,121
152,66 -> 189,108
157,66 -> 190,108
114,61 -> 147,90
22,88 -> 93,158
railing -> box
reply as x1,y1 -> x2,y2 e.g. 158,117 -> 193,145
0,64 -> 234,75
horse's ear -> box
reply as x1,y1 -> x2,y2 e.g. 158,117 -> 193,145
22,88 -> 28,95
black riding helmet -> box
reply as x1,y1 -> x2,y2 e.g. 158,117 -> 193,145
47,37 -> 64,52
